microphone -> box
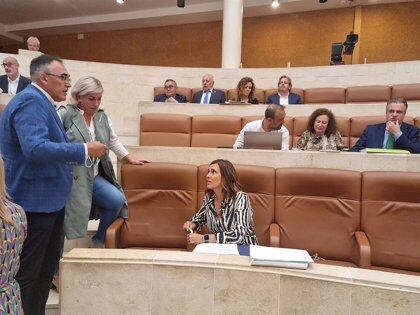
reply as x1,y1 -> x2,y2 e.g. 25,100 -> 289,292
177,0 -> 185,8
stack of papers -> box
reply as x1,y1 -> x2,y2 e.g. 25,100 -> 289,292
250,245 -> 313,269
193,243 -> 239,255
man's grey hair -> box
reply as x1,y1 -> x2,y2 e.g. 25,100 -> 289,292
164,79 -> 177,87
70,76 -> 104,105
265,104 -> 285,119
29,54 -> 63,81
386,98 -> 408,113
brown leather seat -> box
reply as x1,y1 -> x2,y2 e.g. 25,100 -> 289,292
197,164 -> 276,246
106,163 -> 198,249
293,116 -> 350,148
346,85 -> 391,103
361,171 -> 420,275
391,83 -> 420,100
191,115 -> 242,147
153,86 -> 192,102
349,116 -> 414,148
275,168 -> 367,267
415,116 -> 420,128
304,88 -> 346,104
264,88 -> 304,104
140,113 -> 191,147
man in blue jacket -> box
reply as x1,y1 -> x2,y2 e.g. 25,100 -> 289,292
267,75 -> 302,105
0,54 -> 107,314
350,98 -> 419,153
154,79 -> 187,103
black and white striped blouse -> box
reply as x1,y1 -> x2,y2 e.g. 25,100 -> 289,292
191,191 -> 258,245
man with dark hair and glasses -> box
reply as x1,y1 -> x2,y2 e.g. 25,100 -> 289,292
154,78 -> 187,103
350,98 -> 419,153
0,54 -> 107,314
0,56 -> 31,95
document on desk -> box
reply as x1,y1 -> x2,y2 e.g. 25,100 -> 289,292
193,243 -> 239,255
250,245 -> 313,269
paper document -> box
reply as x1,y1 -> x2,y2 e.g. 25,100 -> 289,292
250,245 -> 313,269
194,243 -> 239,255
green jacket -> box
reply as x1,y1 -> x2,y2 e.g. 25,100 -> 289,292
58,105 -> 128,240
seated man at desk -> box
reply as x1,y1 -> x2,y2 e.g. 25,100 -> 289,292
0,57 -> 31,95
192,74 -> 226,104
350,98 -> 419,153
233,104 -> 289,150
154,79 -> 187,103
267,75 -> 302,105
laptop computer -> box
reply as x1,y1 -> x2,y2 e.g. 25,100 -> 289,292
243,131 -> 282,150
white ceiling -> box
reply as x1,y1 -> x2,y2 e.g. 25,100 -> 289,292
0,0 -> 413,46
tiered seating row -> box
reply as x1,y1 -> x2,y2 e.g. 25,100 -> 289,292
140,113 -> 420,148
106,162 -> 420,275
154,83 -> 420,104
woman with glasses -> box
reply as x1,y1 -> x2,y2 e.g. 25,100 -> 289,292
57,76 -> 150,247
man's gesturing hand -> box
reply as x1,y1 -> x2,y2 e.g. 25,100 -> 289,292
87,141 -> 107,157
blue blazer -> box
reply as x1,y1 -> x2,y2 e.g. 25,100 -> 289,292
0,74 -> 31,94
192,89 -> 226,104
350,122 -> 419,153
153,93 -> 187,103
0,84 -> 85,212
267,92 -> 302,105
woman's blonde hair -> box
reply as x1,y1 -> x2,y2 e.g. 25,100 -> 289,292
70,76 -> 104,106
0,156 -> 24,230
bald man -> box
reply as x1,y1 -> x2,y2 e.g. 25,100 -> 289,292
192,74 -> 226,104
0,56 -> 31,95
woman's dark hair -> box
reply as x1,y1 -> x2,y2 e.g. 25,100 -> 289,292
236,77 -> 256,102
307,108 -> 338,137
206,159 -> 242,199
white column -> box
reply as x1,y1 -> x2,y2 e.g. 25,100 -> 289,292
221,0 -> 243,69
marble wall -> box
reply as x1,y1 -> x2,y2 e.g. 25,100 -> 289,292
60,248 -> 420,315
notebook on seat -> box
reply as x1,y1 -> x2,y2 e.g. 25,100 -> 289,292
243,131 -> 282,150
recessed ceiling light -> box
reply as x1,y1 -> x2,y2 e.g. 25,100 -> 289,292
116,0 -> 125,4
272,0 -> 280,8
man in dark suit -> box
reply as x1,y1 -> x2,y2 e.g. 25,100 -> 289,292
267,75 -> 302,105
154,79 -> 187,103
0,54 -> 106,314
350,98 -> 419,153
0,56 -> 32,95
192,73 -> 226,104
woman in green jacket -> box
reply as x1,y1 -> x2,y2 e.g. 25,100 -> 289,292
58,76 -> 149,247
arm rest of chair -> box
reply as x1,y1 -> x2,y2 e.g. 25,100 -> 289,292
105,218 -> 125,248
269,223 -> 280,247
355,231 -> 371,269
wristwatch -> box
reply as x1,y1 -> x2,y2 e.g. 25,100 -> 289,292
203,234 -> 209,243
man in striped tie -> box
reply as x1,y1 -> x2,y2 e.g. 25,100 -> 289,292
192,73 -> 226,104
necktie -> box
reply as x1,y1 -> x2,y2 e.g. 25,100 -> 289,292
203,91 -> 210,104
386,133 -> 394,149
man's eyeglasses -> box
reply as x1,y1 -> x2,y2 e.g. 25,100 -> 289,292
164,85 -> 175,89
1,63 -> 17,68
45,73 -> 72,83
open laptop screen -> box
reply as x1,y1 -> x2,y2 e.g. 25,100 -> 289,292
243,131 -> 282,150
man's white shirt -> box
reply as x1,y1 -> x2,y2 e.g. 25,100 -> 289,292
233,119 -> 289,150
7,75 -> 20,95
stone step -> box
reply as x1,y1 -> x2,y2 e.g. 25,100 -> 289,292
46,220 -> 99,313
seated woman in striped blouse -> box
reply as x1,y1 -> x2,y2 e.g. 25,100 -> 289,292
183,159 -> 258,245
